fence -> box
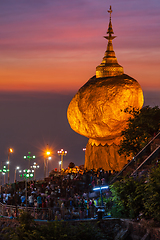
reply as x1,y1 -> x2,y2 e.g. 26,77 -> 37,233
0,202 -> 100,221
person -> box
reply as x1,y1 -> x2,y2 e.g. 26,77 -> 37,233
37,194 -> 42,208
21,195 -> 26,206
61,201 -> 65,219
28,193 -> 34,207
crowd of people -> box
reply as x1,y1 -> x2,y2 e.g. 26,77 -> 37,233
0,168 -> 116,220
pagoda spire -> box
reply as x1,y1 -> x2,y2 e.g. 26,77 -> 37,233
105,6 -> 116,40
96,6 -> 124,78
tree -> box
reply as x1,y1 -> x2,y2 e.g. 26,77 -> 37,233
118,106 -> 160,157
144,163 -> 160,222
68,162 -> 75,168
110,177 -> 145,219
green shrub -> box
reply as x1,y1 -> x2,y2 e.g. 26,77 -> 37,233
110,177 -> 145,219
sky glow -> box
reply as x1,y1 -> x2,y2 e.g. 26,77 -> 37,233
0,0 -> 160,92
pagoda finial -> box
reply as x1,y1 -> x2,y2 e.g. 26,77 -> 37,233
108,5 -> 112,18
106,5 -> 114,38
96,6 -> 124,78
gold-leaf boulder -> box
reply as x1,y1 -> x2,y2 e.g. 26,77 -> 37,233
67,74 -> 143,146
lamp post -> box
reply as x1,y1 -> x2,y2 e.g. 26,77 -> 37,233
59,160 -> 62,172
14,166 -> 20,182
0,165 -> 8,185
44,151 -> 51,178
47,156 -> 51,176
23,152 -> 36,168
20,168 -> 34,209
8,148 -> 13,183
18,170 -> 22,181
31,162 -> 39,180
2,172 -> 5,185
57,149 -> 67,172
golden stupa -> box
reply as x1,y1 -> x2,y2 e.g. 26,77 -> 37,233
67,6 -> 144,171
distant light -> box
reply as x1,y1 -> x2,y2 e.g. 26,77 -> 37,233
93,186 -> 109,191
33,155 -> 36,159
48,157 -> 51,160
9,148 -> 13,153
46,151 -> 50,155
101,186 -> 109,190
6,161 -> 9,164
24,156 -> 27,159
57,149 -> 67,155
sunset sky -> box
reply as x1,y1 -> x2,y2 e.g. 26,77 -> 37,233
0,0 -> 160,92
0,0 -> 160,183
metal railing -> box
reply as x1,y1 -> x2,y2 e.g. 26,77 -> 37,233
0,202 -> 99,221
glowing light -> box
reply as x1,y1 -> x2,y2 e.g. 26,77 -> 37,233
93,186 -> 109,191
57,149 -> 67,170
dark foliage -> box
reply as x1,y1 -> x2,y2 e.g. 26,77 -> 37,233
1,211 -> 107,240
118,106 -> 160,156
68,162 -> 75,168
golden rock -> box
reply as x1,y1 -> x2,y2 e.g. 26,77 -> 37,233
67,6 -> 144,171
67,74 -> 143,146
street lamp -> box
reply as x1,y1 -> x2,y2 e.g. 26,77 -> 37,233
0,165 -> 9,185
44,151 -> 51,178
8,148 -> 13,183
59,160 -> 62,172
47,156 -> 51,176
31,162 -> 39,180
2,172 -> 5,185
20,168 -> 34,208
23,152 -> 36,168
14,166 -> 20,182
57,149 -> 67,171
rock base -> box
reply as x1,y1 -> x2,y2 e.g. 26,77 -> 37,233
84,140 -> 129,171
